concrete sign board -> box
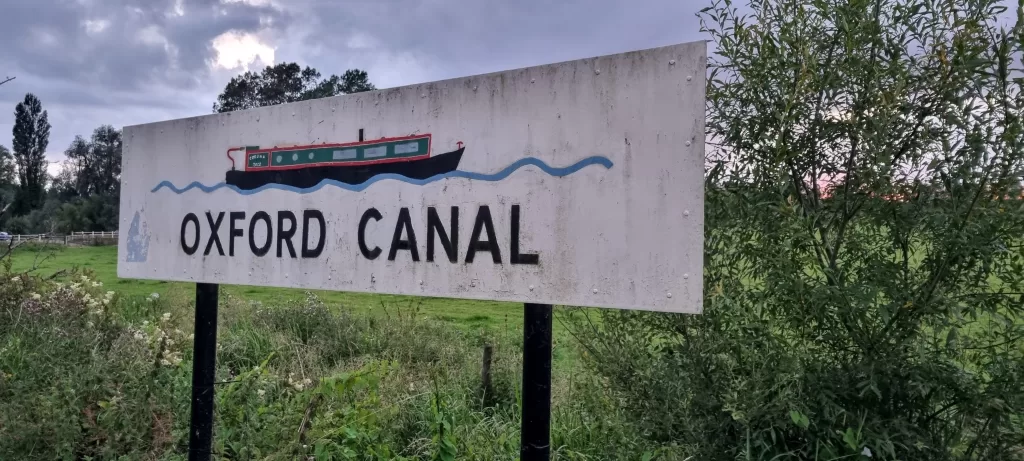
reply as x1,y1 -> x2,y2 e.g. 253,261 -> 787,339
118,41 -> 706,313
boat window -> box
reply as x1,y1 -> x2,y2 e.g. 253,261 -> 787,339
394,141 -> 420,154
332,149 -> 357,160
364,145 -> 387,158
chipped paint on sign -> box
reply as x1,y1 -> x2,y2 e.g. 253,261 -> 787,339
117,41 -> 706,313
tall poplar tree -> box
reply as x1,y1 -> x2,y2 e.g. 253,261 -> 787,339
12,93 -> 50,214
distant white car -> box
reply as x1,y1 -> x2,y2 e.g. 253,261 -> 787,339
0,232 -> 9,241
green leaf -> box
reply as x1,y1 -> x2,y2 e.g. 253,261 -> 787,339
843,428 -> 859,451
946,327 -> 959,350
790,410 -> 810,429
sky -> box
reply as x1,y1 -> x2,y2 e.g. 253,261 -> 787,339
0,0 -> 710,177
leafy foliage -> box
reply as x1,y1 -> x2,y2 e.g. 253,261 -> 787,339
4,125 -> 124,234
11,93 -> 50,215
62,125 -> 121,197
573,0 -> 1024,459
212,63 -> 376,113
0,256 -> 664,459
0,145 -> 16,186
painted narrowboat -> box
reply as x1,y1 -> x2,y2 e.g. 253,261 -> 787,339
224,133 -> 464,190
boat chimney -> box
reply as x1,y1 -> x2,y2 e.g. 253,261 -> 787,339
358,128 -> 364,142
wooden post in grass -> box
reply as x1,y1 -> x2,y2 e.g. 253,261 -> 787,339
481,343 -> 493,405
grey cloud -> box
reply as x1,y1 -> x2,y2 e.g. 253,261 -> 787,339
0,0 -> 708,167
0,0 -> 288,155
0,0 -> 288,92
294,0 -> 706,81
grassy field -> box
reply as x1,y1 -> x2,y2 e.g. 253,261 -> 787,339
6,243 -> 589,369
8,244 -> 530,329
0,244 -> 658,459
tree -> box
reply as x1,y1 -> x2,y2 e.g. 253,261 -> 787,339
0,145 -> 16,227
11,93 -> 50,214
62,135 -> 89,196
48,160 -> 79,202
0,145 -> 15,186
573,0 -> 1024,460
63,126 -> 122,197
86,125 -> 121,195
212,63 -> 376,113
52,125 -> 123,232
304,69 -> 375,99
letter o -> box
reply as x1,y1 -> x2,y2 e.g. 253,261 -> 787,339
180,213 -> 200,255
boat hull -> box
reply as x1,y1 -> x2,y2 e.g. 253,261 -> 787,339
225,147 -> 464,190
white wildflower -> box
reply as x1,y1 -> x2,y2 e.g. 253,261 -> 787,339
105,291 -> 115,297
10,276 -> 19,282
160,358 -> 171,367
91,281 -> 102,287
142,321 -> 149,326
133,331 -> 146,341
86,321 -> 94,328
29,292 -> 41,300
149,293 -> 160,300
161,312 -> 171,322
70,283 -> 80,290
861,447 -> 872,458
257,389 -> 266,397
91,309 -> 102,316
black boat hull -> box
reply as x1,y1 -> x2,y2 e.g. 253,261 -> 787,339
225,147 -> 464,190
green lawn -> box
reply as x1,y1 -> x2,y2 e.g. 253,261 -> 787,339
8,244 -> 536,332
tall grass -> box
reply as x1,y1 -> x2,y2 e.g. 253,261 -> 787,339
0,266 -> 665,460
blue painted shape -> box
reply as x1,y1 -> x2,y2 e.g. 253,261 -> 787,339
125,210 -> 150,262
150,156 -> 614,195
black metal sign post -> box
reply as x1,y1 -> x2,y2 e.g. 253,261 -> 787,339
188,283 -> 220,461
520,303 -> 553,459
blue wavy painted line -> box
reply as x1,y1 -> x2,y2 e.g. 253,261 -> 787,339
150,155 -> 613,195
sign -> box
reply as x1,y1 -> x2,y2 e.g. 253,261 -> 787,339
117,41 -> 705,313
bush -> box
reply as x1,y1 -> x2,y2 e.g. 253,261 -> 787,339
573,1 -> 1024,459
0,272 -> 190,459
0,261 -> 664,459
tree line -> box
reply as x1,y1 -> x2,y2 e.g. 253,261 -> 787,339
0,63 -> 374,235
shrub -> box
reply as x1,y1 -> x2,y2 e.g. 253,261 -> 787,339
0,259 -> 664,459
573,0 -> 1024,459
0,271 -> 191,459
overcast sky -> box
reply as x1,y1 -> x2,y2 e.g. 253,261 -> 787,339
0,0 -> 709,175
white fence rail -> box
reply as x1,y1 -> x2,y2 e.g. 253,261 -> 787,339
3,231 -> 118,245
70,231 -> 118,239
